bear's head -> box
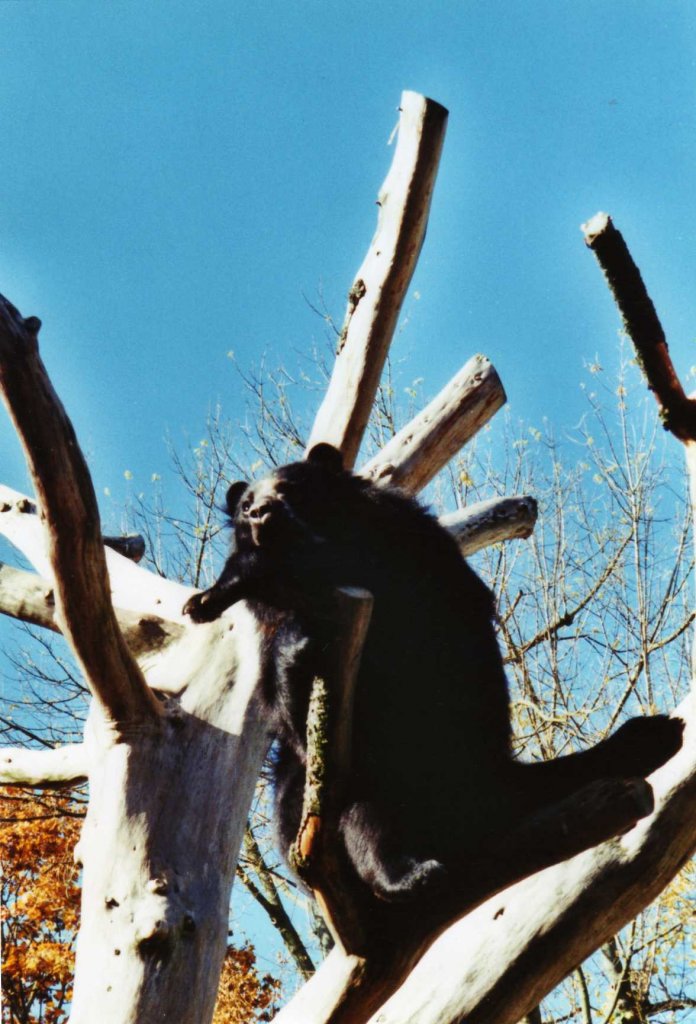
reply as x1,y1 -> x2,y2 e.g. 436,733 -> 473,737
225,444 -> 348,551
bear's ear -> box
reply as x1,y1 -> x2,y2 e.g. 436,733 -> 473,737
306,443 -> 344,473
225,481 -> 248,515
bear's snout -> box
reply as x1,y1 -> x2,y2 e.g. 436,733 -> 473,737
249,499 -> 288,546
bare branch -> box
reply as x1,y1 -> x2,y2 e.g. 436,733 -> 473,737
441,494 -> 538,556
238,826 -> 316,980
0,483 -> 193,624
0,743 -> 88,785
0,549 -> 184,662
307,92 -> 448,466
0,561 -> 57,631
515,531 -> 632,659
582,212 -> 696,441
0,298 -> 160,723
360,355 -> 506,493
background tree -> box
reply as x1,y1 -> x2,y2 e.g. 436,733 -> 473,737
1,790 -> 82,1024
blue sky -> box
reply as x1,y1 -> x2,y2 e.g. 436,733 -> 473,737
1,1 -> 696,516
1,0 -> 695,983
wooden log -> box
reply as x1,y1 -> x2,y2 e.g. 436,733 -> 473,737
360,355 -> 505,493
307,92 -> 448,467
0,483 -> 192,625
0,743 -> 89,785
582,212 -> 696,440
67,605 -> 270,1024
441,495 -> 538,555
0,561 -> 57,631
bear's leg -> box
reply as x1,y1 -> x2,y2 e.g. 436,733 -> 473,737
518,714 -> 683,807
339,801 -> 447,902
182,561 -> 248,622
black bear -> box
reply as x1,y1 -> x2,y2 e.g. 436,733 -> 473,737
183,443 -> 683,902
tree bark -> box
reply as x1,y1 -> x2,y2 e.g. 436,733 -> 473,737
582,212 -> 696,440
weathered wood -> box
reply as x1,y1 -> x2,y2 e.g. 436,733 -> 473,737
0,298 -> 159,723
0,551 -> 273,1024
0,560 -> 57,631
0,742 -> 88,785
69,607 -> 270,1024
442,495 -> 538,555
307,92 -> 448,466
360,355 -> 505,492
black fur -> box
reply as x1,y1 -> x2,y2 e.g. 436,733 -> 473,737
183,444 -> 683,902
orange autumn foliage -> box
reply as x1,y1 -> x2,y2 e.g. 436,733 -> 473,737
1,788 -> 281,1024
1,789 -> 82,1024
212,944 -> 282,1024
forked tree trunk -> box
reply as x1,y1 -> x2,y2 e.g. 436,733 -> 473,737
0,96 -> 694,1024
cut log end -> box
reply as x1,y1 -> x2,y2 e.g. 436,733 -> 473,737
581,211 -> 611,245
104,534 -> 147,563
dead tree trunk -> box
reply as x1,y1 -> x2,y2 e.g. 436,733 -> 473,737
0,94 -> 693,1024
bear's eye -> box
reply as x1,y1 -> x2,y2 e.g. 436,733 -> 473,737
241,500 -> 252,514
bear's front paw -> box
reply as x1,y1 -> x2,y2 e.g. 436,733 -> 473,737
182,590 -> 223,623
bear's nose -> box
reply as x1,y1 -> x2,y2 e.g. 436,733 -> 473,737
249,501 -> 275,522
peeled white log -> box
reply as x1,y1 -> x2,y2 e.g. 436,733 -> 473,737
0,560 -> 57,630
0,743 -> 88,785
361,355 -> 505,493
307,92 -> 448,467
442,495 -> 538,555
0,484 -> 192,624
1,555 -> 184,655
